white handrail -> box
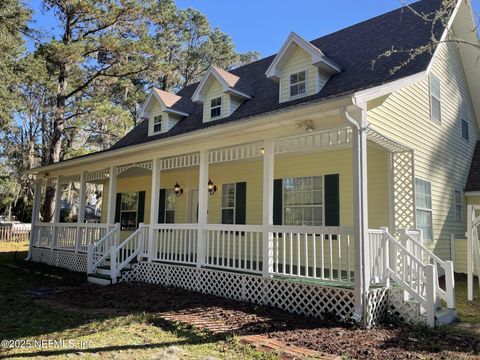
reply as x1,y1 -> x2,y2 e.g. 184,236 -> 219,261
87,223 -> 119,274
112,224 -> 148,279
400,229 -> 455,309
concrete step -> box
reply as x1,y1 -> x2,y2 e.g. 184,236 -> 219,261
87,273 -> 112,285
436,308 -> 457,326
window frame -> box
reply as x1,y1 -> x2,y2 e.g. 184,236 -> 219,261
415,178 -> 433,242
153,114 -> 163,133
120,192 -> 139,231
210,97 -> 222,119
221,183 -> 236,224
282,176 -> 324,226
429,73 -> 442,123
461,102 -> 469,141
454,189 -> 462,222
289,70 -> 307,98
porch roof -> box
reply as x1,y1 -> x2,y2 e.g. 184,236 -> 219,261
32,0 -> 444,172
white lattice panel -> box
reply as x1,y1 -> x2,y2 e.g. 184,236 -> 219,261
30,247 -> 87,273
388,287 -> 427,325
160,153 -> 200,170
116,161 -> 153,175
366,288 -> 389,326
392,151 -> 416,236
209,142 -> 263,164
122,261 -> 356,322
86,168 -> 110,182
275,128 -> 351,155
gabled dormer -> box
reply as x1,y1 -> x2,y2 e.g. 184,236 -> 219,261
265,32 -> 341,103
140,88 -> 189,136
192,66 -> 252,123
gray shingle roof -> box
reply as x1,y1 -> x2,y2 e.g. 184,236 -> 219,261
68,0 -> 447,162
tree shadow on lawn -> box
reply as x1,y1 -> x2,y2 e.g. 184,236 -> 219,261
3,256 -> 480,359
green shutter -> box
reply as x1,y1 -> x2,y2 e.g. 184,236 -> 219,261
114,193 -> 122,223
273,179 -> 283,225
137,191 -> 146,226
158,189 -> 166,223
324,174 -> 340,226
235,182 -> 247,225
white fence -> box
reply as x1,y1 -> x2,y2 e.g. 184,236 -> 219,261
0,225 -> 31,242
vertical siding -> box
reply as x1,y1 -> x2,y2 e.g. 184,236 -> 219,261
367,41 -> 479,259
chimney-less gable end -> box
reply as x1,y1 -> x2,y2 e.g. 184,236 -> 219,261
140,88 -> 190,136
265,32 -> 341,103
192,66 -> 252,123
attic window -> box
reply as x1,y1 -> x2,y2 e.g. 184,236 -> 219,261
290,71 -> 306,97
153,115 -> 162,133
211,97 -> 222,118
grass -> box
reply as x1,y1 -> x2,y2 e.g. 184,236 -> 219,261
0,242 -> 277,360
455,273 -> 480,324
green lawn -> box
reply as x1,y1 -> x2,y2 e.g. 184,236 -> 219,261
0,242 -> 276,360
455,273 -> 480,324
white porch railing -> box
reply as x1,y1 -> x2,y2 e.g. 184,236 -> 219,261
87,223 -> 120,274
205,224 -> 264,274
150,224 -> 198,265
270,226 -> 354,283
34,223 -> 55,248
111,223 -> 148,281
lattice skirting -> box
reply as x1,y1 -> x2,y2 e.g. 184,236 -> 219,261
121,261 -> 356,321
388,287 -> 427,325
366,288 -> 389,326
30,247 -> 87,273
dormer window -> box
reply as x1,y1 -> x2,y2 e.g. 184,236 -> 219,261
153,115 -> 162,133
290,71 -> 306,97
210,97 -> 222,118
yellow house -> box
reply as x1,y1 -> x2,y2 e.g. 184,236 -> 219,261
25,0 -> 480,328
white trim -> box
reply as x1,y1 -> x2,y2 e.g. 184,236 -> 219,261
192,66 -> 251,104
140,89 -> 189,119
221,183 -> 236,224
288,70 -> 307,99
429,73 -> 442,123
465,191 -> 480,196
414,177 -> 433,242
265,32 -> 341,80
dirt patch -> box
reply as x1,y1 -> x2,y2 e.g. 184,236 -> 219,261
36,282 -> 480,360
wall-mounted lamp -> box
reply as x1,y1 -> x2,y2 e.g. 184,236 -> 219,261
208,179 -> 217,195
295,119 -> 314,133
174,181 -> 184,197
260,147 -> 265,155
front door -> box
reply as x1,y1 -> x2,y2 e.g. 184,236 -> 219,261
188,189 -> 199,223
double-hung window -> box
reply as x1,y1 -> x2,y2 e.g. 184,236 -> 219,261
210,97 -> 222,118
415,178 -> 433,241
221,183 -> 235,224
290,71 -> 306,97
461,102 -> 469,141
429,74 -> 441,122
454,189 -> 462,222
120,192 -> 138,231
165,189 -> 176,223
153,114 -> 162,133
283,176 -> 323,226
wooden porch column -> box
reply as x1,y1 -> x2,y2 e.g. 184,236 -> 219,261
148,159 -> 161,261
76,172 -> 87,253
106,166 -> 117,226
262,138 -> 274,276
27,179 -> 42,260
342,106 -> 370,324
197,150 -> 209,267
52,177 -> 62,250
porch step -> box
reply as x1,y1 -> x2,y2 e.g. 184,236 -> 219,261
87,273 -> 112,285
435,308 -> 457,326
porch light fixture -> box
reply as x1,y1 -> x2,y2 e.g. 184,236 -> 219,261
173,181 -> 184,197
208,179 -> 217,195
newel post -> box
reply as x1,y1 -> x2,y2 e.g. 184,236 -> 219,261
443,260 -> 455,309
110,245 -> 117,284
425,264 -> 437,327
262,138 -> 274,277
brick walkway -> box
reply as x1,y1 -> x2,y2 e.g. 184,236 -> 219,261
159,310 -> 340,359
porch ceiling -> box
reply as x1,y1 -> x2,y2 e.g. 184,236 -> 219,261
366,127 -> 411,153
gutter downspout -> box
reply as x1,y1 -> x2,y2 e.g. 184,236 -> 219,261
340,105 -> 370,326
